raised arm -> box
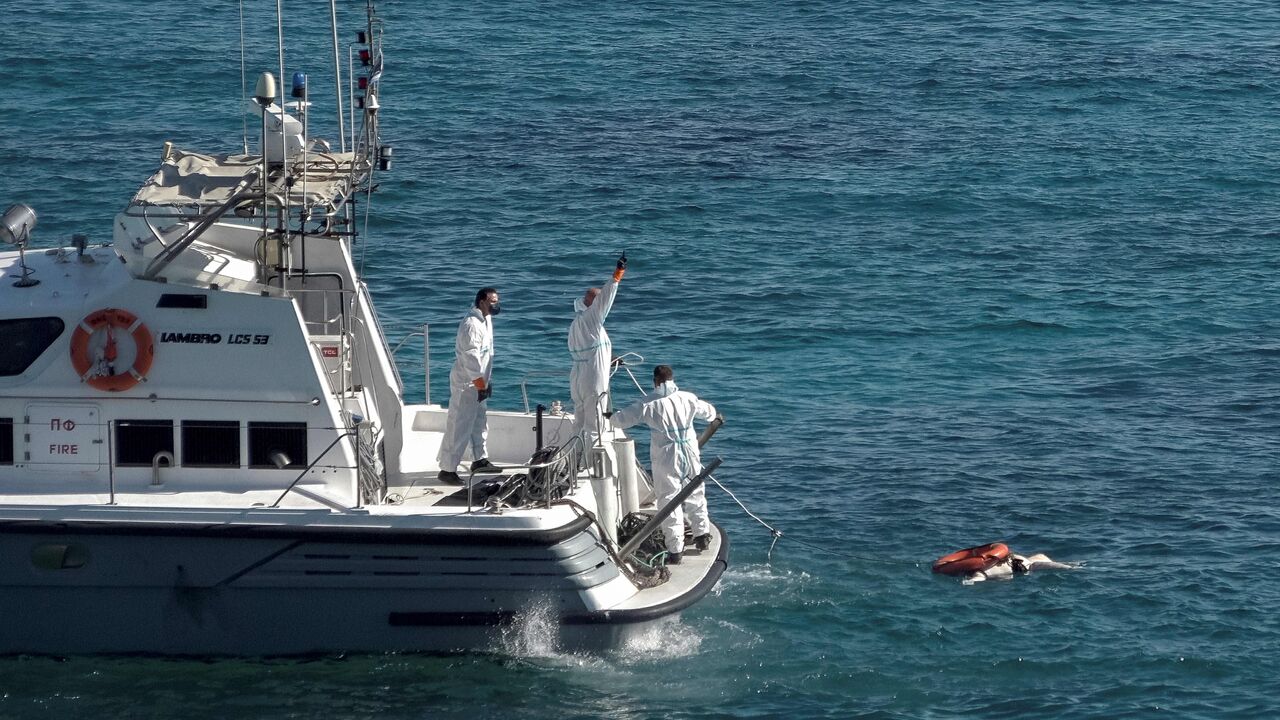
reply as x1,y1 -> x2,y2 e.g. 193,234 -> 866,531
585,251 -> 627,325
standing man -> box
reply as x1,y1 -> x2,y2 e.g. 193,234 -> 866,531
438,287 -> 502,485
568,251 -> 627,446
606,365 -> 717,564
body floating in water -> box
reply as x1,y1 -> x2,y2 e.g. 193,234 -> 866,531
932,542 -> 1080,584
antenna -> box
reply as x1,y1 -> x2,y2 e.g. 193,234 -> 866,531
0,203 -> 40,287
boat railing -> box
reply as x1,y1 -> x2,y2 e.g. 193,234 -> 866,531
466,435 -> 585,513
289,285 -> 353,337
390,322 -> 429,404
517,350 -> 646,415
353,283 -> 404,392
610,351 -> 648,394
519,368 -> 570,415
271,430 -> 358,511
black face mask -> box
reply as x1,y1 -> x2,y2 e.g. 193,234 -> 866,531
488,303 -> 501,316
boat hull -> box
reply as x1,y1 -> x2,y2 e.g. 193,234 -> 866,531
0,515 -> 727,655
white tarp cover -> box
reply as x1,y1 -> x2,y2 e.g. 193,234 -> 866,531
130,149 -> 359,208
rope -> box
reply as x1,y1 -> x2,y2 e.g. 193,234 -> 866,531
708,475 -> 910,565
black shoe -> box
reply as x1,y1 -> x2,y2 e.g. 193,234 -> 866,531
438,470 -> 464,485
470,458 -> 501,474
666,552 -> 682,565
693,534 -> 712,552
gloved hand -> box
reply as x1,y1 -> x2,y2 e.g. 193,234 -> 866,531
616,250 -> 627,271
478,385 -> 492,402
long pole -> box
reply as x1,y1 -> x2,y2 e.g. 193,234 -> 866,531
697,415 -> 724,448
276,0 -> 286,112
329,0 -> 346,152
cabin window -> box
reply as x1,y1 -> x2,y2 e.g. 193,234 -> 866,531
248,422 -> 307,468
0,317 -> 65,376
181,421 -> 240,467
0,418 -> 13,465
157,293 -> 208,309
115,420 -> 175,467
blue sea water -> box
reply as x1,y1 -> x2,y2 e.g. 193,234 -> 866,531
3,0 -> 1280,717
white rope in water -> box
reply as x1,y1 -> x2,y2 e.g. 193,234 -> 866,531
707,475 -> 783,559
709,475 -> 907,565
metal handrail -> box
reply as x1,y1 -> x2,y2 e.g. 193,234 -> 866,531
466,435 -> 585,512
611,351 -> 648,394
390,323 -> 429,403
519,368 -> 570,414
140,168 -> 263,279
389,331 -> 423,355
270,430 -> 356,509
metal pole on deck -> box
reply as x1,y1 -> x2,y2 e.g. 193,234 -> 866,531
423,322 -> 430,404
106,420 -> 116,506
329,0 -> 346,153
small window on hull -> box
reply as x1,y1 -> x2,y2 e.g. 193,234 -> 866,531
182,421 -> 240,467
0,418 -> 13,465
248,422 -> 307,469
0,318 -> 65,376
115,420 -> 175,466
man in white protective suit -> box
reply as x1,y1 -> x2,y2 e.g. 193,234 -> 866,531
606,365 -> 717,564
437,287 -> 502,485
568,251 -> 627,447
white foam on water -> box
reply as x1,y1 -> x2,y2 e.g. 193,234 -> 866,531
497,600 -> 563,659
488,601 -> 710,677
718,563 -> 810,588
610,616 -> 703,665
494,602 -> 597,671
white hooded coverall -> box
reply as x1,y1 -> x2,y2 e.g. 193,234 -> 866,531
438,307 -> 493,472
568,276 -> 621,443
610,380 -> 716,553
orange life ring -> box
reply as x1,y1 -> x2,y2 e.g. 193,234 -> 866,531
932,542 -> 1010,576
69,308 -> 155,392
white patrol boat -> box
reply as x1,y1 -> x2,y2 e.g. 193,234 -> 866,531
0,2 -> 726,655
